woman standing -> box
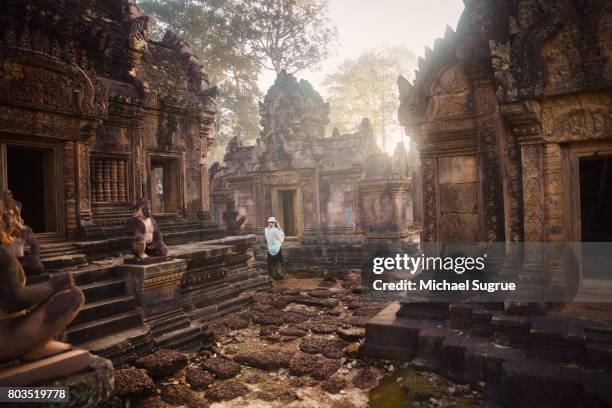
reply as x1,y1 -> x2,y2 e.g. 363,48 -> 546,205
265,216 -> 285,280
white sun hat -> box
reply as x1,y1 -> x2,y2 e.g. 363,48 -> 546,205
267,216 -> 278,224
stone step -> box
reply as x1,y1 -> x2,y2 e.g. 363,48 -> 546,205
155,325 -> 213,351
80,277 -> 126,303
35,232 -> 64,243
72,263 -> 120,286
41,253 -> 88,271
39,247 -> 82,256
68,310 -> 142,345
78,326 -> 155,366
71,295 -> 136,326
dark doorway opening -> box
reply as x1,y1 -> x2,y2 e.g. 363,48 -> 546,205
6,145 -> 56,233
280,190 -> 296,236
150,157 -> 180,214
580,156 -> 612,241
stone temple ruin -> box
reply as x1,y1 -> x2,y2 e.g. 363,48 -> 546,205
361,1 -> 612,407
0,0 -> 267,392
211,70 -> 421,273
0,0 -> 611,406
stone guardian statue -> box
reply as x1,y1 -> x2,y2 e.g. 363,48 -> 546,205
127,197 -> 169,260
0,192 -> 84,362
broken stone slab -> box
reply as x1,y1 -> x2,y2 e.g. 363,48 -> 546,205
307,288 -> 333,298
115,368 -> 156,400
233,349 -> 294,370
321,374 -> 348,394
278,327 -> 307,337
294,295 -> 339,308
265,295 -> 295,309
201,356 -> 241,379
253,387 -> 301,403
299,337 -> 347,359
205,380 -> 249,401
352,367 -> 383,390
288,352 -> 341,380
134,349 -> 188,379
253,312 -> 284,326
160,384 -> 201,406
185,367 -> 215,390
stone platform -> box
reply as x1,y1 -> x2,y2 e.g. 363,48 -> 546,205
0,350 -> 91,387
362,303 -> 612,407
65,235 -> 269,366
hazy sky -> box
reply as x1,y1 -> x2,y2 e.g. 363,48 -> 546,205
258,0 -> 465,94
257,0 -> 465,152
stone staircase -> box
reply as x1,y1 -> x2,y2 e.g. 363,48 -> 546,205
65,260 -> 160,366
37,232 -> 88,271
67,261 -> 142,345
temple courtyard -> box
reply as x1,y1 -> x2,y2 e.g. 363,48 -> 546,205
112,274 -> 484,408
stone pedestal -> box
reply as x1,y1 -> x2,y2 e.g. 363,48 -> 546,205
0,350 -> 91,387
119,259 -> 189,337
40,354 -> 114,408
361,302 -> 426,361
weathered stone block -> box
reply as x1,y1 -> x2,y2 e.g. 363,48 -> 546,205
438,155 -> 478,184
441,213 -> 479,241
361,303 -> 423,361
120,259 -> 187,319
439,183 -> 478,214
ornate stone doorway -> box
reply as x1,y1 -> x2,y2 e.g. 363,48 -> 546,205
149,154 -> 182,215
1,142 -> 59,233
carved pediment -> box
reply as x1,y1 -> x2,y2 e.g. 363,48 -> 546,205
0,48 -> 105,118
426,64 -> 474,119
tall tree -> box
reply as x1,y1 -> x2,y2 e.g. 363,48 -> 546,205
138,0 -> 336,163
139,0 -> 262,163
239,0 -> 337,73
324,46 -> 416,150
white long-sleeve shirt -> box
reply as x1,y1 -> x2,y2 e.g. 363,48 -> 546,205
265,227 -> 285,256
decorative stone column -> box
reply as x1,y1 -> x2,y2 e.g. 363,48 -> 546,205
421,157 -> 439,242
502,101 -> 547,316
77,125 -> 95,228
132,112 -> 146,199
63,141 -> 78,238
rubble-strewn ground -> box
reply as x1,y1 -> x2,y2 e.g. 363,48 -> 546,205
114,272 -> 483,407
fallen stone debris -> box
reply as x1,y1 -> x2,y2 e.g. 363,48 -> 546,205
112,273 -> 484,407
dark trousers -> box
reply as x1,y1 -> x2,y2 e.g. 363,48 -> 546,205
267,248 -> 284,280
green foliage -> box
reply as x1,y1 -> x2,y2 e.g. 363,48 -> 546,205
138,0 -> 336,163
239,0 -> 337,73
324,46 -> 416,150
